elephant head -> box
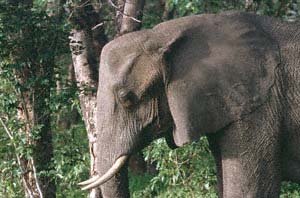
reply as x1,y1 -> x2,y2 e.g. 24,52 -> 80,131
78,29 -> 181,195
79,13 -> 280,197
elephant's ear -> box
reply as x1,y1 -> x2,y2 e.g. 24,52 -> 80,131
161,23 -> 281,147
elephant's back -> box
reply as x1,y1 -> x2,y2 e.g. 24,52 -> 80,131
152,11 -> 280,37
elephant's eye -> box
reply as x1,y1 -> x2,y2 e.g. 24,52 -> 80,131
118,89 -> 137,108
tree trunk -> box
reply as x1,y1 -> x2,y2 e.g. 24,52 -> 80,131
68,2 -> 107,197
13,27 -> 56,198
70,29 -> 101,198
117,0 -> 145,36
245,0 -> 261,12
160,0 -> 175,21
15,88 -> 48,198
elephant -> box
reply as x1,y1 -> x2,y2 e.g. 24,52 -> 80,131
79,11 -> 300,198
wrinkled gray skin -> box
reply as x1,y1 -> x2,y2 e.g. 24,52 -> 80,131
95,11 -> 300,198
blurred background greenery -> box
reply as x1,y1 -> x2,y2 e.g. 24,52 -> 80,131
0,0 -> 299,197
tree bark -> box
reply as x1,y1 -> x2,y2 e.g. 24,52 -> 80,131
117,0 -> 145,36
15,86 -> 47,198
245,0 -> 261,12
159,0 -> 175,21
69,30 -> 100,198
68,2 -> 107,197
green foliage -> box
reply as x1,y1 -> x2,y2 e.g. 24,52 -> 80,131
164,0 -> 298,19
281,182 -> 300,198
131,138 -> 217,198
50,65 -> 90,197
0,5 -> 67,61
129,171 -> 154,196
0,67 -> 26,197
54,123 -> 90,198
168,0 -> 238,16
0,2 -> 70,196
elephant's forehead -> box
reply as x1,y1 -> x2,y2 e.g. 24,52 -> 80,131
104,31 -> 150,56
100,32 -> 150,75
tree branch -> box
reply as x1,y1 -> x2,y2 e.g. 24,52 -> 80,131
30,158 -> 44,198
0,117 -> 40,198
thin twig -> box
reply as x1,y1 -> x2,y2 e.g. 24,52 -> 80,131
107,0 -> 122,10
31,158 -> 44,198
92,22 -> 104,30
0,117 -> 13,140
0,117 -> 44,198
0,117 -> 35,198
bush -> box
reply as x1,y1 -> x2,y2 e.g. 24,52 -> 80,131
131,138 -> 218,197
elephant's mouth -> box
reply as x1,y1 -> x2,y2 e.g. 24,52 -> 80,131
78,155 -> 129,190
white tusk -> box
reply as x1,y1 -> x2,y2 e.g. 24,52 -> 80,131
81,155 -> 129,191
78,175 -> 100,186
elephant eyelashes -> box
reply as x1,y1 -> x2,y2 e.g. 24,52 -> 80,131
118,89 -> 138,108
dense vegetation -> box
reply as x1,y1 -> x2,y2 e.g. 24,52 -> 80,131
0,0 -> 299,197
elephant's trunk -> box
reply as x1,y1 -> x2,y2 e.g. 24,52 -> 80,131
79,155 -> 129,190
100,165 -> 130,198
